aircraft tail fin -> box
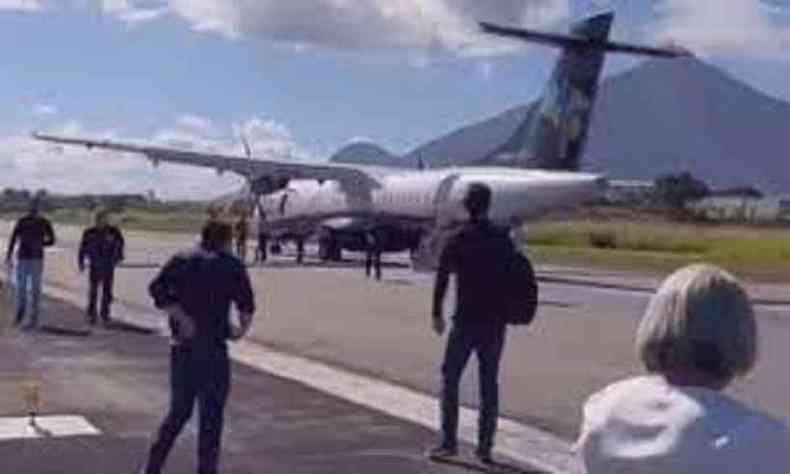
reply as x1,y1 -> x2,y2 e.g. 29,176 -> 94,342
478,12 -> 689,171
482,13 -> 613,171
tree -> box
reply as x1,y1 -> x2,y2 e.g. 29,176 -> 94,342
653,172 -> 710,210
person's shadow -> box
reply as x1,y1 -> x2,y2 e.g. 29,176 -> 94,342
430,455 -> 549,473
37,325 -> 92,337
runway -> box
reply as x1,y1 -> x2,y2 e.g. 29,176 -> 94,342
2,222 -> 789,442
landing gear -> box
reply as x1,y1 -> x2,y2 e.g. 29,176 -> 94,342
296,239 -> 305,265
318,236 -> 343,262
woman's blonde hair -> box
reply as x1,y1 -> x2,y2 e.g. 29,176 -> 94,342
636,264 -> 757,381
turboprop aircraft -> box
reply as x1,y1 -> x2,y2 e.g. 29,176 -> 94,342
33,12 -> 690,268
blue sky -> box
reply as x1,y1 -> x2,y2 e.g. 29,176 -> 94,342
1,0 -> 789,198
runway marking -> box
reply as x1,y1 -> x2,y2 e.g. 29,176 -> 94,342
0,416 -> 101,441
18,278 -> 580,474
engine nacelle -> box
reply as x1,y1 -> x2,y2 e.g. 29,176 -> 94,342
250,175 -> 290,195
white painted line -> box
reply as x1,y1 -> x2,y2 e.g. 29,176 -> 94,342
0,416 -> 101,441
2,274 -> 580,473
232,341 -> 580,474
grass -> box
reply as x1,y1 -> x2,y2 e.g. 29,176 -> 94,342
4,205 -> 790,282
525,220 -> 790,282
44,206 -> 210,234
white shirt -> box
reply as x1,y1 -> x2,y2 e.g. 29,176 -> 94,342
576,375 -> 790,473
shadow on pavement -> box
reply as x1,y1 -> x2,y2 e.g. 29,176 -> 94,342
29,418 -> 54,438
430,455 -> 548,473
37,325 -> 92,337
104,320 -> 157,335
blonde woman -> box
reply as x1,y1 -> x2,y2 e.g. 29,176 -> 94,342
576,264 -> 790,473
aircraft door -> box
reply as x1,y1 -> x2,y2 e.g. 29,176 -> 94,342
412,173 -> 465,271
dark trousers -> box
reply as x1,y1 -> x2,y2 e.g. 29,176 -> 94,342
236,238 -> 247,263
365,250 -> 381,280
256,235 -> 268,263
145,345 -> 231,474
440,322 -> 507,452
87,267 -> 115,322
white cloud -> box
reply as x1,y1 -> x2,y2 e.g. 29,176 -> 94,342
0,115 -> 311,199
98,0 -> 167,24
0,0 -> 42,11
176,114 -> 217,137
167,0 -> 570,57
7,1 -> 571,56
651,0 -> 790,58
32,103 -> 58,116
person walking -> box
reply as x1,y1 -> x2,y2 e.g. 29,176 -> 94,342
430,183 -> 519,464
234,216 -> 248,264
256,213 -> 268,265
5,199 -> 55,329
140,221 -> 255,474
78,209 -> 125,326
364,230 -> 382,280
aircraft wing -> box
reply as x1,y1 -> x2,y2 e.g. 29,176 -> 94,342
32,133 -> 382,190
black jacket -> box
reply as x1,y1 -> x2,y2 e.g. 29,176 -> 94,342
79,225 -> 125,270
7,214 -> 55,260
149,248 -> 255,347
438,219 -> 516,325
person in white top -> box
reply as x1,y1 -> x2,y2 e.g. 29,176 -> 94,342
575,264 -> 790,473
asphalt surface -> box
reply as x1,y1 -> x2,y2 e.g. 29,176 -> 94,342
0,293 -> 550,474
2,222 -> 789,444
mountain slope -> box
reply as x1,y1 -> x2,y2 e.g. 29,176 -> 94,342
332,58 -> 790,193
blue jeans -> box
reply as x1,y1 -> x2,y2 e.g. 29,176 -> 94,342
440,322 -> 507,452
15,259 -> 44,325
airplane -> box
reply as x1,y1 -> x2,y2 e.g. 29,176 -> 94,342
33,12 -> 690,269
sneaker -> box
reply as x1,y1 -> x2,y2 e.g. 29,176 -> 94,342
21,322 -> 38,331
428,444 -> 458,460
474,448 -> 494,464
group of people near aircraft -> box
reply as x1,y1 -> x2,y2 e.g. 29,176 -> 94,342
6,183 -> 790,474
5,200 -> 125,329
9,11 -> 787,473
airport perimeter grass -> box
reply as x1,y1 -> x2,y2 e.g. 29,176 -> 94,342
42,207 -> 208,234
525,220 -> 790,282
3,208 -> 789,282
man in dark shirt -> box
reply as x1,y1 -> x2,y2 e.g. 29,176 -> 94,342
78,209 -> 125,326
430,183 -> 515,464
364,230 -> 382,280
5,199 -> 55,328
256,213 -> 269,265
141,222 -> 255,474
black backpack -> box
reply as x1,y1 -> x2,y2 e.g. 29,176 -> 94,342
503,250 -> 539,325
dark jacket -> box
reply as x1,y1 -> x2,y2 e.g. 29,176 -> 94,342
79,225 -> 125,270
149,248 -> 255,347
7,214 -> 55,260
438,219 -> 515,325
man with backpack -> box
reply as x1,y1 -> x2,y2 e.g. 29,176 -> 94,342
430,183 -> 538,464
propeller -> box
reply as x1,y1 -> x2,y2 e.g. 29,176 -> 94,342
241,135 -> 253,159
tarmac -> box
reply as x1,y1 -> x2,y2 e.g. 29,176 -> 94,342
0,294 -> 544,474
